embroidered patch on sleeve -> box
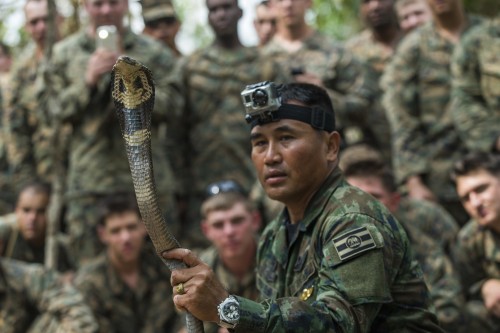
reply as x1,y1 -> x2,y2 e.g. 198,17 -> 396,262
333,226 -> 376,262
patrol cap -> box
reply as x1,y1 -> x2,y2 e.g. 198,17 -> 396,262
140,0 -> 177,23
339,144 -> 385,171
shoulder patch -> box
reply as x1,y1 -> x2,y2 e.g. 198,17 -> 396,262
333,226 -> 376,262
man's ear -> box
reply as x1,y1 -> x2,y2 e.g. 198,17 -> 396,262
326,131 -> 341,163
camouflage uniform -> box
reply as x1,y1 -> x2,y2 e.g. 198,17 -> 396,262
0,213 -> 75,272
262,31 -> 375,135
3,43 -> 64,190
74,248 -> 178,333
381,17 -> 482,223
400,214 -> 466,332
0,87 -> 14,214
345,29 -> 396,158
0,258 -> 98,333
48,28 -> 180,263
171,45 -> 288,247
452,221 -> 500,332
233,168 -> 443,332
395,197 -> 459,255
199,246 -> 259,333
451,16 -> 500,152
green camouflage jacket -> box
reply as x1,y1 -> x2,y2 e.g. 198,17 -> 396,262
233,168 -> 443,332
452,221 -> 500,331
396,197 -> 459,255
381,17 -> 482,200
0,258 -> 97,333
3,43 -> 63,189
345,29 -> 398,157
451,16 -> 500,152
74,249 -> 178,333
47,28 -> 180,200
0,213 -> 74,272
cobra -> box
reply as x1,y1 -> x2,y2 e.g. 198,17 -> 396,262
111,56 -> 204,333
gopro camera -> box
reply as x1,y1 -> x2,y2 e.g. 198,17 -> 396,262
241,81 -> 281,122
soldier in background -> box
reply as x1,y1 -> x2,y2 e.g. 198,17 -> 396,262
0,42 -> 12,93
141,0 -> 182,57
0,181 -> 74,275
451,152 -> 500,332
0,253 -> 97,333
341,145 -> 466,332
179,184 -> 261,333
3,0 -> 63,192
47,0 -> 180,264
381,0 -> 482,225
74,193 -> 179,333
345,0 -> 403,160
262,0 -> 375,140
170,0 -> 287,248
451,15 -> 500,153
253,0 -> 277,47
395,0 -> 433,34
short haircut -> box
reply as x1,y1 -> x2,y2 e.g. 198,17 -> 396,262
201,192 -> 255,220
97,192 -> 141,226
16,180 -> 51,205
451,152 -> 500,181
343,160 -> 398,193
279,82 -> 336,131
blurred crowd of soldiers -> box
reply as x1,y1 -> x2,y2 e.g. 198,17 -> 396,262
0,0 -> 499,331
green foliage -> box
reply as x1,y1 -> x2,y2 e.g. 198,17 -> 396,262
464,0 -> 500,17
311,0 -> 362,41
173,0 -> 213,49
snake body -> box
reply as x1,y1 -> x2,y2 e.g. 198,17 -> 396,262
111,56 -> 204,333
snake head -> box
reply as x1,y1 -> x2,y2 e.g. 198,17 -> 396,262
111,56 -> 155,110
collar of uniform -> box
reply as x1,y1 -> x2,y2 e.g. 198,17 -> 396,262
270,168 -> 343,266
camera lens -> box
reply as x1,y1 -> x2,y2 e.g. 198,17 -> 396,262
252,89 -> 268,107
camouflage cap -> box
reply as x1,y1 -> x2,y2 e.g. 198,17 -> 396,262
140,0 -> 177,22
339,144 -> 385,171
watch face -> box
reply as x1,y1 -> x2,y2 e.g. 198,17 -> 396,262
222,301 -> 240,322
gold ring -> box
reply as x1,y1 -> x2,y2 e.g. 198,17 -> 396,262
175,282 -> 185,295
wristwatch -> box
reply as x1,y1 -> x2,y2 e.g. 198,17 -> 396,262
217,295 -> 240,329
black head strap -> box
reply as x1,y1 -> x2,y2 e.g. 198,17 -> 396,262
246,104 -> 334,132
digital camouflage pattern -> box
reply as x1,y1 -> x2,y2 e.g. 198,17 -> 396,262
234,169 -> 443,332
0,258 -> 98,333
452,221 -> 500,332
170,45 -> 288,246
262,30 -> 375,133
451,16 -> 500,152
47,29 -> 180,262
0,87 -> 14,214
195,246 -> 259,333
403,219 -> 467,332
3,43 -> 66,190
395,197 -> 459,255
345,29 -> 396,158
381,17 -> 482,202
74,248 -> 179,333
0,213 -> 75,272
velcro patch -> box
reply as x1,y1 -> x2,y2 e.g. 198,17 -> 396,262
333,226 -> 376,262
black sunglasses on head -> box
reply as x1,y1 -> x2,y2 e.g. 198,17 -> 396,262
205,180 -> 246,198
